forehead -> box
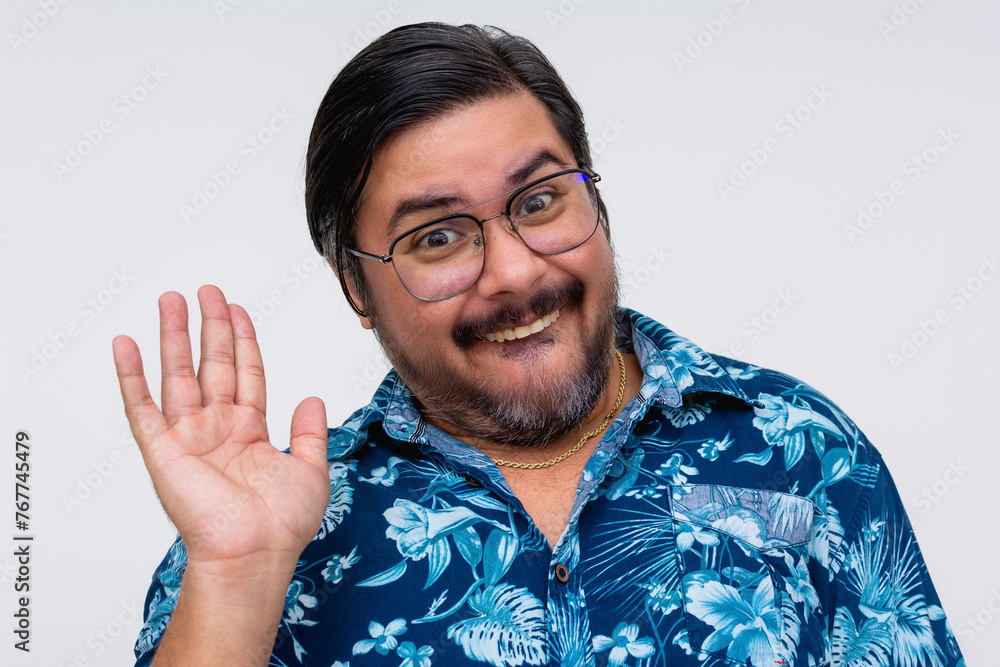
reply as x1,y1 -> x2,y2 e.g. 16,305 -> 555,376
356,93 -> 575,241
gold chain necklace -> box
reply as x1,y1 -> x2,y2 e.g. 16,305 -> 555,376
491,350 -> 627,470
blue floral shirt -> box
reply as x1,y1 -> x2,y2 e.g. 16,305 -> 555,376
135,309 -> 964,667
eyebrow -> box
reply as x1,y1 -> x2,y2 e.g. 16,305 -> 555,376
384,150 -> 571,238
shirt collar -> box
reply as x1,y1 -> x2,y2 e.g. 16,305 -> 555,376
622,308 -> 756,408
329,307 -> 757,459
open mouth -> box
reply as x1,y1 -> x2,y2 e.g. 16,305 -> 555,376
483,309 -> 560,342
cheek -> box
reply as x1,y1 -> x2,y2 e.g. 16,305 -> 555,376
559,236 -> 614,283
378,296 -> 461,347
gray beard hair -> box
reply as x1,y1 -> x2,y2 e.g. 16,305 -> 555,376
405,322 -> 613,446
368,274 -> 620,447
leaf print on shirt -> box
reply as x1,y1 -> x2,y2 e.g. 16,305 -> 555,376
810,500 -> 846,576
547,592 -> 592,667
446,583 -> 547,667
604,447 -> 646,501
837,513 -> 946,667
135,538 -> 186,655
831,606 -> 893,667
662,397 -> 716,428
585,495 -> 682,618
314,460 -> 357,541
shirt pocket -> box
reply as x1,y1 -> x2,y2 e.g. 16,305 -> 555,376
668,484 -> 821,667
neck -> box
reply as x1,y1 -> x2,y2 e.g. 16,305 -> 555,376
422,347 -> 642,468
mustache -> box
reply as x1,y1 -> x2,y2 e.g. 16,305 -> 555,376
452,279 -> 585,349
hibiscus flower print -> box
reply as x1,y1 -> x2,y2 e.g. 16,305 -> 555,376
353,618 -> 407,656
593,622 -> 655,666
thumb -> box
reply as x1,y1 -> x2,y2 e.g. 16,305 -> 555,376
289,396 -> 328,471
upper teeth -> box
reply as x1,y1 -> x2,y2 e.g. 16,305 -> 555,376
484,309 -> 560,342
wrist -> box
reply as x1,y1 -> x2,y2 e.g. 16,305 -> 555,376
180,552 -> 299,606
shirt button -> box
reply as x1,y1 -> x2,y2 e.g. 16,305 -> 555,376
554,563 -> 570,583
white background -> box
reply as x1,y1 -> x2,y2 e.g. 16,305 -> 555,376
1,0 -> 997,664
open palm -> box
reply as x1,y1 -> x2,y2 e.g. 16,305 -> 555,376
113,285 -> 330,568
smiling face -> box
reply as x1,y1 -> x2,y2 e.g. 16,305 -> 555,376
350,92 -> 620,446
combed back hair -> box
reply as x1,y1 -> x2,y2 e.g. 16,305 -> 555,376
304,22 -> 605,316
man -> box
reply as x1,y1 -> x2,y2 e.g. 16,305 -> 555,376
118,23 -> 963,667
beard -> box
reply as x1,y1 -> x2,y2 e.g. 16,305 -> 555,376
367,270 -> 620,447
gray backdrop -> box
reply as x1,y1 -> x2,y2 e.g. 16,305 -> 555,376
2,0 -> 996,664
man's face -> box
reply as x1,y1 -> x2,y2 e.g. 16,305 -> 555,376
351,93 -> 619,446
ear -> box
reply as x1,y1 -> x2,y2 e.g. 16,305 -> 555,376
343,274 -> 374,331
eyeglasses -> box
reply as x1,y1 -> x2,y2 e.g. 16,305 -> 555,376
347,169 -> 602,302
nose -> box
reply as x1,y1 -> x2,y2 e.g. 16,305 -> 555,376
473,213 -> 549,298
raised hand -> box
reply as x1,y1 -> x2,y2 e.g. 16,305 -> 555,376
113,285 -> 331,569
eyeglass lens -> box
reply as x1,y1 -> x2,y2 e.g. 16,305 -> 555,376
391,171 -> 599,301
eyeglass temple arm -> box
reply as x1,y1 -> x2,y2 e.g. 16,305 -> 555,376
347,247 -> 392,264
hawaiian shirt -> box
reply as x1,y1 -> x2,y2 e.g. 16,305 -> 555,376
134,308 -> 964,667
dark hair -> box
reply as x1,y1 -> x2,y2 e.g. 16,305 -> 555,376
305,22 -> 606,316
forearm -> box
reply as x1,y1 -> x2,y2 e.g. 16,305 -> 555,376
150,556 -> 296,667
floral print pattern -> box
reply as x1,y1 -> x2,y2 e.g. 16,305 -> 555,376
135,309 -> 962,667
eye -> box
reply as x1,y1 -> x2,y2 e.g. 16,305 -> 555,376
515,192 -> 554,218
421,228 -> 459,248
405,221 -> 474,257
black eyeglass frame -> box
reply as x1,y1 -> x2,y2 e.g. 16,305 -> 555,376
346,168 -> 602,303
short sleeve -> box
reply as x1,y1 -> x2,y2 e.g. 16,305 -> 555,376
133,535 -> 187,666
827,455 -> 964,665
